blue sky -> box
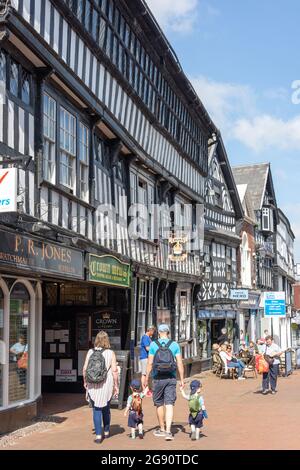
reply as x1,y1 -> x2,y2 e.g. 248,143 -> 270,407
146,0 -> 300,261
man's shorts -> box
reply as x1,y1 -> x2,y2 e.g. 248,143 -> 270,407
140,358 -> 148,375
153,378 -> 177,407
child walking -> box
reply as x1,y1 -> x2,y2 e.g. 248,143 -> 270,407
124,379 -> 148,439
181,379 -> 208,441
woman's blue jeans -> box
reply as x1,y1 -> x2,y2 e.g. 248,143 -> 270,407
92,401 -> 111,436
228,360 -> 245,377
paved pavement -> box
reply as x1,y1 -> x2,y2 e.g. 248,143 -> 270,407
3,370 -> 300,450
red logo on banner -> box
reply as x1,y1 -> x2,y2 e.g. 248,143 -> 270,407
0,171 -> 9,185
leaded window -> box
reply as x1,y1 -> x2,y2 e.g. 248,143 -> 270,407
43,94 -> 57,183
79,123 -> 89,201
60,107 -> 76,189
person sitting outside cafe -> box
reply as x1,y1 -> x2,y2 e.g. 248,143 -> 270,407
249,341 -> 259,356
219,344 -> 245,380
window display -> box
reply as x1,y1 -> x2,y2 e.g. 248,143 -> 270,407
9,284 -> 30,404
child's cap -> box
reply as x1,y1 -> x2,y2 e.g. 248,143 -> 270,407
190,380 -> 202,394
131,379 -> 142,391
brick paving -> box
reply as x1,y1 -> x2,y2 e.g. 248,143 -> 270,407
3,370 -> 300,450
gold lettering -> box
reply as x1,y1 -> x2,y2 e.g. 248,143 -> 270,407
27,239 -> 35,256
15,235 -> 22,253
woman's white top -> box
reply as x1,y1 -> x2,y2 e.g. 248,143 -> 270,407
86,348 -> 114,408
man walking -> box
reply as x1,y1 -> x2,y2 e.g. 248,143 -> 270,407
140,326 -> 155,390
145,324 -> 184,441
262,335 -> 283,395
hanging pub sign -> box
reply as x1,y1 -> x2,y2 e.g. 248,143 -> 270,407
0,168 -> 17,213
0,229 -> 84,279
88,254 -> 131,288
169,236 -> 187,262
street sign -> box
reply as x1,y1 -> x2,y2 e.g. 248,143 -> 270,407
264,292 -> 286,317
230,289 -> 249,301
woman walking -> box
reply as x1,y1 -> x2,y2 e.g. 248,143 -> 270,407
83,331 -> 119,444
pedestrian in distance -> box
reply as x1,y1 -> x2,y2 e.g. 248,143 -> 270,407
262,335 -> 283,395
139,326 -> 156,394
83,331 -> 119,444
124,379 -> 148,440
180,379 -> 208,441
217,327 -> 229,345
145,323 -> 185,441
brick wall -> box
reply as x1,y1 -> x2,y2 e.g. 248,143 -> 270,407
294,284 -> 300,310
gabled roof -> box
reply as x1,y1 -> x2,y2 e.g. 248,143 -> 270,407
236,184 -> 256,223
232,163 -> 270,210
209,136 -> 244,220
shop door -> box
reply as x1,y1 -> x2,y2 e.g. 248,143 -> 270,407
211,320 -> 225,344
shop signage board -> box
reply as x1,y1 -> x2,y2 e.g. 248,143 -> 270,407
230,289 -> 249,301
88,254 -> 131,288
56,369 -> 77,383
198,310 -> 236,319
264,292 -> 286,317
0,229 -> 84,279
0,168 -> 17,213
92,311 -> 121,350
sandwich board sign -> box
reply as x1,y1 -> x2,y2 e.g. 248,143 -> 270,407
264,292 -> 286,317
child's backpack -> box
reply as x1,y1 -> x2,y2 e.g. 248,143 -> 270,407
189,394 -> 201,419
131,393 -> 142,416
86,349 -> 108,384
153,340 -> 177,378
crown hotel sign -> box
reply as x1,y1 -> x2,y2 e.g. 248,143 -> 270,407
88,254 -> 131,288
0,168 -> 17,213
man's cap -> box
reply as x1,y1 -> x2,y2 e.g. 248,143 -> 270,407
190,380 -> 202,394
158,324 -> 170,333
130,379 -> 142,390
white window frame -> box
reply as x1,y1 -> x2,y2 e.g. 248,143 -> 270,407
79,122 -> 89,202
43,94 -> 57,183
59,107 -> 76,190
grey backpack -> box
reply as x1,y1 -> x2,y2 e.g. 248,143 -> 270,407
86,349 -> 109,384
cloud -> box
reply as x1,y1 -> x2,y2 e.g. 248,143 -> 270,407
191,75 -> 300,153
191,75 -> 257,135
146,0 -> 198,32
233,115 -> 300,152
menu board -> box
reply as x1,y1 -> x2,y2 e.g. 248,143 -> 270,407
76,315 -> 90,350
111,350 -> 130,410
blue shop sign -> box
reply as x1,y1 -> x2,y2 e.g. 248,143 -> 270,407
264,292 -> 286,317
198,310 -> 236,320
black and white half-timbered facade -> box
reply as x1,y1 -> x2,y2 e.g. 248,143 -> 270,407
197,137 -> 243,358
0,0 -> 218,430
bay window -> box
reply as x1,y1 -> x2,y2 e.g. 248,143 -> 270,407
60,107 -> 76,190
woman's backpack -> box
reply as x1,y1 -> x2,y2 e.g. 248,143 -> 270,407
153,340 -> 177,378
86,349 -> 109,384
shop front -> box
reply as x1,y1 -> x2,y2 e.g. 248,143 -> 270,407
197,309 -> 238,358
237,292 -> 261,343
42,254 -> 131,394
0,227 -> 84,433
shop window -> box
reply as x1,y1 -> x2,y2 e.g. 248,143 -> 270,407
60,284 -> 93,305
0,51 -> 5,82
45,284 -> 58,306
0,288 -> 3,407
43,93 -> 57,183
148,281 -> 154,327
179,292 -> 188,340
9,284 -> 30,404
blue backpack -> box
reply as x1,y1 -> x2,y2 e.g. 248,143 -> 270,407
153,340 -> 177,378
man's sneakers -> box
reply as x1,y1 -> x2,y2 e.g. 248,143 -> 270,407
153,429 -> 174,441
238,377 -> 246,380
191,431 -> 196,441
262,390 -> 269,395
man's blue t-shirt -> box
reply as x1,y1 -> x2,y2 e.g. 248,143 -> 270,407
140,334 -> 152,360
149,338 -> 181,379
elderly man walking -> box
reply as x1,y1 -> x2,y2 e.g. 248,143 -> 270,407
145,324 -> 184,441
